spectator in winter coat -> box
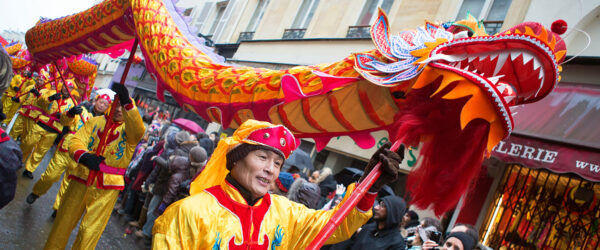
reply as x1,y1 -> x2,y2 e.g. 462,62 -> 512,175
270,172 -> 294,196
331,195 -> 408,250
155,146 -> 207,216
197,133 -> 214,157
0,47 -> 23,209
138,130 -> 197,240
286,177 -> 322,209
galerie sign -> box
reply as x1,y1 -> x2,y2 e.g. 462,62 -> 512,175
492,136 -> 600,182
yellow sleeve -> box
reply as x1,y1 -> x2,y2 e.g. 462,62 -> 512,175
60,112 -> 76,127
283,183 -> 374,248
36,89 -> 55,109
153,195 -> 211,250
123,105 -> 145,146
59,99 -> 77,127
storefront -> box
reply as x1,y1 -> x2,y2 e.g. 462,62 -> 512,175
472,85 -> 600,249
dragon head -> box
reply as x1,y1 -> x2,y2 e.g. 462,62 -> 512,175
355,10 -> 566,153
354,10 -> 566,214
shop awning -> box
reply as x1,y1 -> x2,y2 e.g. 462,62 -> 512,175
492,84 -> 600,182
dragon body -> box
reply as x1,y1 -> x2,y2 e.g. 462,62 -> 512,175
25,0 -> 566,214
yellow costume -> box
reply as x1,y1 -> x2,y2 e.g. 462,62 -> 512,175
44,103 -> 144,250
1,75 -> 30,124
153,120 -> 376,249
9,83 -> 40,139
21,89 -> 75,173
31,107 -> 93,210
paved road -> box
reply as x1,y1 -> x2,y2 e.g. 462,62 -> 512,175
0,147 -> 147,249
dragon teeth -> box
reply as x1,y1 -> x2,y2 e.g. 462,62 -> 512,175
510,51 -> 522,61
494,52 -> 509,76
522,52 -> 534,64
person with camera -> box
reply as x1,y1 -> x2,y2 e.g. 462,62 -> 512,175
406,219 -> 443,249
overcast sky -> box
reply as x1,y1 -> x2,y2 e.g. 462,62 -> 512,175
0,0 -> 95,33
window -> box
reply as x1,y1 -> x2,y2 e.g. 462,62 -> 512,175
208,4 -> 227,35
455,0 -> 512,34
239,0 -> 269,41
356,0 -> 394,26
291,0 -> 320,29
246,0 -> 269,32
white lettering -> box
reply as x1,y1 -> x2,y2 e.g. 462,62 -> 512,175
508,144 -> 522,157
590,164 -> 600,173
576,160 -> 589,169
542,151 -> 558,163
495,141 -> 508,154
521,146 -> 536,159
534,148 -> 545,161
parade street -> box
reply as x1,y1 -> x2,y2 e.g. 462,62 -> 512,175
0,149 -> 145,249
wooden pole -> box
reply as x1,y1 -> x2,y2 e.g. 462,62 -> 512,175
86,38 -> 138,186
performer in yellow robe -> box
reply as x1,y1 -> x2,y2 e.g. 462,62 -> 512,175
20,85 -> 77,179
8,76 -> 44,139
1,74 -> 23,124
153,119 -> 404,249
26,91 -> 112,214
44,84 -> 144,250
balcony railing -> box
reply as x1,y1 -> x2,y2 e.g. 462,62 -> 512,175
282,28 -> 306,39
238,31 -> 255,42
483,21 -> 504,35
346,25 -> 370,38
197,33 -> 214,47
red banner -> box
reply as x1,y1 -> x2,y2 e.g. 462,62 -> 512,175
492,135 -> 600,182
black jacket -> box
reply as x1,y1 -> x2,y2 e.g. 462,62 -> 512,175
329,195 -> 407,250
0,129 -> 23,209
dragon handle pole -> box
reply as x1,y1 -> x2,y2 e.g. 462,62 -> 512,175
306,140 -> 403,250
96,38 -> 138,155
88,38 -> 138,186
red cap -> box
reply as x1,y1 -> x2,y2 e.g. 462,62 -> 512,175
245,125 -> 297,159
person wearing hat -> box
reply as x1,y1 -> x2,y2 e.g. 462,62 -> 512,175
153,119 -> 404,249
271,172 -> 295,196
7,72 -> 45,139
423,231 -> 476,250
20,81 -> 80,179
26,88 -> 106,216
82,91 -> 111,117
44,83 -> 144,249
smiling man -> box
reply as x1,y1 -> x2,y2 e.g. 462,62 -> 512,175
153,119 -> 404,249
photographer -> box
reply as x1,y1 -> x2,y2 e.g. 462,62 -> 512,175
407,223 -> 443,249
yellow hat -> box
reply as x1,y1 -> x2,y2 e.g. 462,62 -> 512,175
190,119 -> 298,195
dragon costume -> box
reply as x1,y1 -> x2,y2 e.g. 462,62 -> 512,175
25,0 -> 566,214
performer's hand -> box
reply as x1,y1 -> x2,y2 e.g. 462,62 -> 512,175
48,93 -> 62,101
360,142 -> 405,192
111,84 -> 132,106
13,86 -> 19,92
79,153 -> 105,171
30,88 -> 40,97
67,106 -> 83,116
422,240 -> 440,250
11,96 -> 20,103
